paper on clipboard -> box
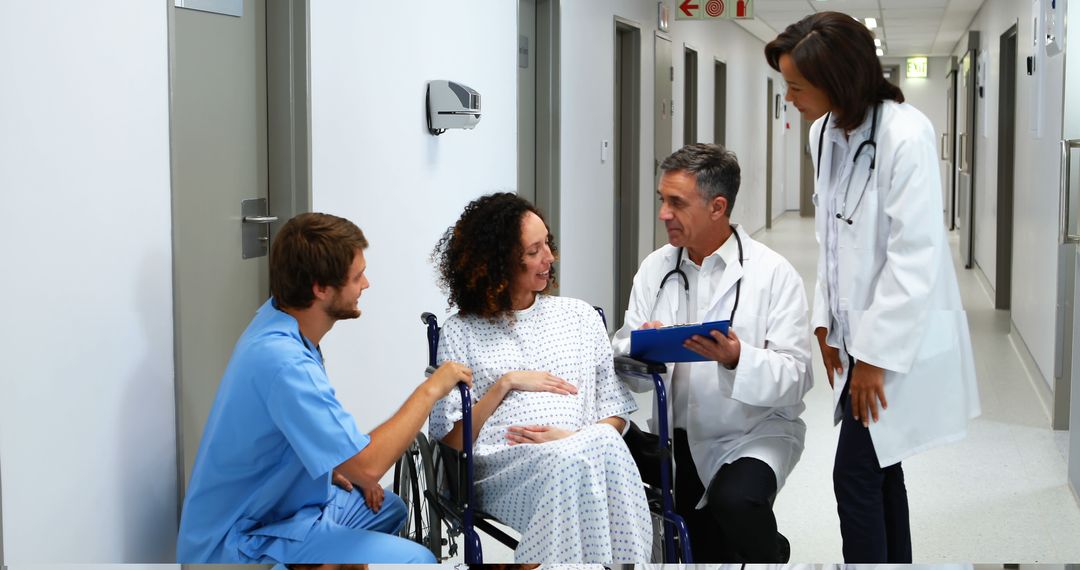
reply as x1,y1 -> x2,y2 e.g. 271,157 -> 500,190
630,320 -> 731,363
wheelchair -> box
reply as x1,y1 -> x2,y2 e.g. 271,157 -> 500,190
392,309 -> 692,563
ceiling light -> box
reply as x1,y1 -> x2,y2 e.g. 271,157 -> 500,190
874,38 -> 882,47
865,17 -> 878,29
876,47 -> 885,56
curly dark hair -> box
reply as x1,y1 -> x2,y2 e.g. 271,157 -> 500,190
433,192 -> 558,318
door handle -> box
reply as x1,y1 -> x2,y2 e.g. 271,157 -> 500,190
958,133 -> 966,171
243,215 -> 279,224
1060,139 -> 1080,244
940,132 -> 949,160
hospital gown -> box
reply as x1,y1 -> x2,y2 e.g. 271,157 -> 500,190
429,295 -> 653,563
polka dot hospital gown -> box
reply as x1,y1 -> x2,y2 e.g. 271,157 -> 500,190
429,295 -> 653,563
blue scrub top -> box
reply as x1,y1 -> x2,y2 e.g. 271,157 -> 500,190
177,298 -> 370,563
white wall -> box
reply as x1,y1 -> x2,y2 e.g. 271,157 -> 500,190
956,1 -> 1065,387
882,56 -> 952,218
558,2 -> 784,317
0,0 -> 178,563
308,1 -> 518,439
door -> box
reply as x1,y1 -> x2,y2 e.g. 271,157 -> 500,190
518,0 -> 560,275
714,59 -> 726,146
171,0 -> 308,507
614,22 -> 641,331
765,78 -> 774,229
996,25 -> 1018,310
1057,0 -> 1080,493
957,33 -> 979,269
683,46 -> 697,145
654,33 -> 673,248
946,64 -> 958,229
799,118 -> 814,217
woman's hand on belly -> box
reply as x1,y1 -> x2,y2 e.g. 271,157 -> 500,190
506,424 -> 574,445
499,370 -> 578,396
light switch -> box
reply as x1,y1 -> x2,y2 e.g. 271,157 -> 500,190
601,140 -> 610,163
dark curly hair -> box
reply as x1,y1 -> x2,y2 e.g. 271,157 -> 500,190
433,192 -> 558,319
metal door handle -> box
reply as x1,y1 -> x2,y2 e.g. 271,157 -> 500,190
940,132 -> 949,160
243,215 -> 279,224
958,133 -> 966,170
1061,139 -> 1080,244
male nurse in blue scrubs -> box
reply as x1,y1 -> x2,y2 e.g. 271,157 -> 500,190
177,212 -> 473,564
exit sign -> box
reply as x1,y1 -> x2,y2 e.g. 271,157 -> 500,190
906,56 -> 928,78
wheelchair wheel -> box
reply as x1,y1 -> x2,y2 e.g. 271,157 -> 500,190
392,432 -> 443,558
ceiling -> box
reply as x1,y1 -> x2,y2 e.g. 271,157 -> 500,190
733,0 -> 986,57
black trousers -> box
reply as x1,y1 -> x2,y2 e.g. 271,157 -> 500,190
834,357 -> 912,562
673,428 -> 784,562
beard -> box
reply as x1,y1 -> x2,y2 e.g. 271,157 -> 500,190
326,291 -> 361,320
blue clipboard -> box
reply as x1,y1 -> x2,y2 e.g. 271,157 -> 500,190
630,320 -> 731,363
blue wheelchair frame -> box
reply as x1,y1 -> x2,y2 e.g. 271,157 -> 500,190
416,310 -> 692,563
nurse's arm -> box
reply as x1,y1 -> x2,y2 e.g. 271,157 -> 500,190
335,361 -> 472,489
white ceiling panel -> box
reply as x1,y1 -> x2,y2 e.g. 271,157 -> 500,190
743,0 -> 986,57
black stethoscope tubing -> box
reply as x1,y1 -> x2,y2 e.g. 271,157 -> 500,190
815,103 -> 880,225
655,227 -> 744,326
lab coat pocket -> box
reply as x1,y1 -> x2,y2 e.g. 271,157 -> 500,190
914,309 -> 959,360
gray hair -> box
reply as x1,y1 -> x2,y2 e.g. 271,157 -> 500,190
659,143 -> 741,213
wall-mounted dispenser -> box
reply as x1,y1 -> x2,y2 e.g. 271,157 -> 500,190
427,80 -> 481,135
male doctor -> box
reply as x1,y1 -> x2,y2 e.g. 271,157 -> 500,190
614,143 -> 813,562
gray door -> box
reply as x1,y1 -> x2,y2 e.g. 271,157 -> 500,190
683,46 -> 697,145
714,59 -> 726,147
799,118 -> 814,217
654,33 -> 673,248
995,26 -> 1018,310
957,35 -> 979,269
518,0 -> 537,204
1057,0 -> 1080,492
946,65 -> 958,229
171,0 -> 268,493
614,23 -> 641,332
765,78 -> 774,229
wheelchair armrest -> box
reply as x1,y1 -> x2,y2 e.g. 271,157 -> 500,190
614,354 -> 667,376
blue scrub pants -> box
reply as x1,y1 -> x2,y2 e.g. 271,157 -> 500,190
833,357 -> 912,563
262,486 -> 436,564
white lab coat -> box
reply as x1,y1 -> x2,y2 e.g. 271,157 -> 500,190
613,225 -> 812,500
809,100 -> 981,467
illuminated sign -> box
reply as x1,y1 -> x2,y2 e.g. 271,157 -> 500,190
906,56 -> 928,78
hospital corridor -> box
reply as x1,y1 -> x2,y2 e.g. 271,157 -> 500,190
3,0 -> 1080,566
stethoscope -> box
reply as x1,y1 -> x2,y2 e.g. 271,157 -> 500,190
816,103 -> 880,225
653,227 -> 744,326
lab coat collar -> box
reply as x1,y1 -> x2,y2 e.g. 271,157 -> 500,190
704,225 -> 749,317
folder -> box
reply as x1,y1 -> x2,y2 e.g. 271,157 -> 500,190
630,320 -> 731,363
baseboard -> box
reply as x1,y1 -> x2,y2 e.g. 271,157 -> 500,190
1009,320 -> 1055,424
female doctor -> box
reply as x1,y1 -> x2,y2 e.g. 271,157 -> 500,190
765,12 -> 980,563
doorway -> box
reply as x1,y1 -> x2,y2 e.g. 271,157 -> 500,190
765,78 -> 774,229
614,21 -> 641,331
654,33 -> 673,249
683,46 -> 698,145
996,24 -> 1018,310
170,0 -> 310,500
799,118 -> 814,217
946,62 -> 958,230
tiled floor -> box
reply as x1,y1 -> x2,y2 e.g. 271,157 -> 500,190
757,212 -> 1080,563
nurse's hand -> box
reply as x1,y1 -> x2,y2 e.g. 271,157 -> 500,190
426,361 -> 473,398
684,328 -> 741,368
506,425 -> 574,444
361,483 -> 384,513
815,327 -> 844,388
639,321 -> 665,330
850,361 -> 887,428
331,469 -> 353,492
498,371 -> 578,395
